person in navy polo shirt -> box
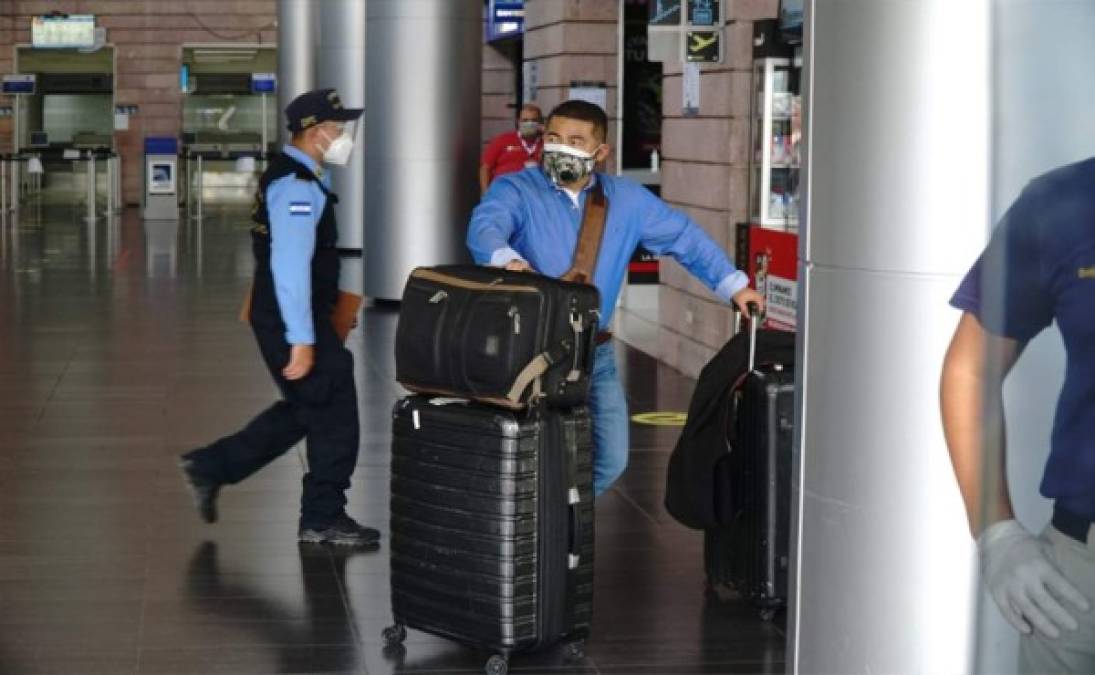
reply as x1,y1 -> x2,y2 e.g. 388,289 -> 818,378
942,158 -> 1095,672
479,103 -> 544,195
469,99 -> 765,497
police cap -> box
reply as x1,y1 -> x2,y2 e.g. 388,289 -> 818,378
285,88 -> 363,134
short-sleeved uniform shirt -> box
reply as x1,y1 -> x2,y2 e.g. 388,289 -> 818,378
950,157 -> 1095,516
267,145 -> 330,346
481,130 -> 543,183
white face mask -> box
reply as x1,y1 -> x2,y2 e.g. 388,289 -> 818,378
317,125 -> 355,166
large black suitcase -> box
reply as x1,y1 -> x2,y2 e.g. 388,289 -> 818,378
395,265 -> 601,410
383,396 -> 595,675
705,310 -> 795,622
707,362 -> 795,620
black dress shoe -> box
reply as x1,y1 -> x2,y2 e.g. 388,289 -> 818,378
299,514 -> 381,547
178,455 -> 221,524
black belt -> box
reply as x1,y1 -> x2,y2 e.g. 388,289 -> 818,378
595,331 -> 612,345
1052,504 -> 1094,544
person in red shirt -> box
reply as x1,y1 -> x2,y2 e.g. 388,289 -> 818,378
479,103 -> 544,195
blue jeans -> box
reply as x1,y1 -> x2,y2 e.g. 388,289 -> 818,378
589,341 -> 629,495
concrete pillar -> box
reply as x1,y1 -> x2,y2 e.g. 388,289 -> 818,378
316,0 -> 367,253
277,0 -> 317,147
790,1 -> 990,672
363,0 -> 483,300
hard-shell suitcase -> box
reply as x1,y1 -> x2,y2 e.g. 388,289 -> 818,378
383,396 -> 595,675
394,265 -> 601,410
705,307 -> 795,621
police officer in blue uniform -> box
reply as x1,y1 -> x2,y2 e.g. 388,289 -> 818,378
943,158 -> 1095,671
179,88 -> 377,547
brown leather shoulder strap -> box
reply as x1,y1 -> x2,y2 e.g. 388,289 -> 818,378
561,180 -> 608,285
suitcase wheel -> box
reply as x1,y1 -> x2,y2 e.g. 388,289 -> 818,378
485,654 -> 509,675
563,639 -> 586,661
382,623 -> 407,646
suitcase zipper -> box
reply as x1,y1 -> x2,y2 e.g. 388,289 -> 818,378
413,268 -> 542,294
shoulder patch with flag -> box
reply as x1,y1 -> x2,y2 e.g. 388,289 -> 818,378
288,201 -> 313,217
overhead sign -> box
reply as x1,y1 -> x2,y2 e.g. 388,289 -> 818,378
650,0 -> 722,63
686,30 -> 721,62
687,0 -> 720,26
32,14 -> 96,49
780,0 -> 805,31
649,0 -> 683,26
2,74 -> 36,95
487,0 -> 524,41
251,72 -> 276,94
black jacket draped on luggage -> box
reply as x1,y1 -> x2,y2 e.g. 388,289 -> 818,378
664,328 -> 796,530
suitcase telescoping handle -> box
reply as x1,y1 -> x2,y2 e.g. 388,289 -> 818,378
747,301 -> 761,372
734,302 -> 764,372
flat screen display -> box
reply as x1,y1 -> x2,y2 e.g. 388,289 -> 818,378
148,161 -> 176,195
32,15 -> 96,49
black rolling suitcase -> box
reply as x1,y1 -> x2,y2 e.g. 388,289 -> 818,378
706,308 -> 795,621
383,396 -> 595,675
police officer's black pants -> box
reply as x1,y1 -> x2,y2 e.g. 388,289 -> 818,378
187,315 -> 359,529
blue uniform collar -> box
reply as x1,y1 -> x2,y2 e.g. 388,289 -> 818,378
282,144 -> 323,178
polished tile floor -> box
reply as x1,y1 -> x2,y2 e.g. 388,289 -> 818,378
0,200 -> 785,674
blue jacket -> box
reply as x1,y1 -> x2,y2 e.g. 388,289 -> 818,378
467,167 -> 748,327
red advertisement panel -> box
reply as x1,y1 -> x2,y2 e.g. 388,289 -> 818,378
746,226 -> 798,331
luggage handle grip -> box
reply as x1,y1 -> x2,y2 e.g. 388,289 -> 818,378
568,487 -> 581,567
734,302 -> 763,372
747,302 -> 760,372
566,311 -> 584,382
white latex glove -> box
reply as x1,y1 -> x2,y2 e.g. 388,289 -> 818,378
979,519 -> 1090,638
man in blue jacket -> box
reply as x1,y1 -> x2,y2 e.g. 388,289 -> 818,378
468,99 -> 765,496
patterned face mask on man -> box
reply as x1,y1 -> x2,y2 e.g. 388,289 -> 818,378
542,143 -> 597,185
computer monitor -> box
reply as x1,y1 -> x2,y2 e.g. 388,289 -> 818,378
28,131 -> 48,147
